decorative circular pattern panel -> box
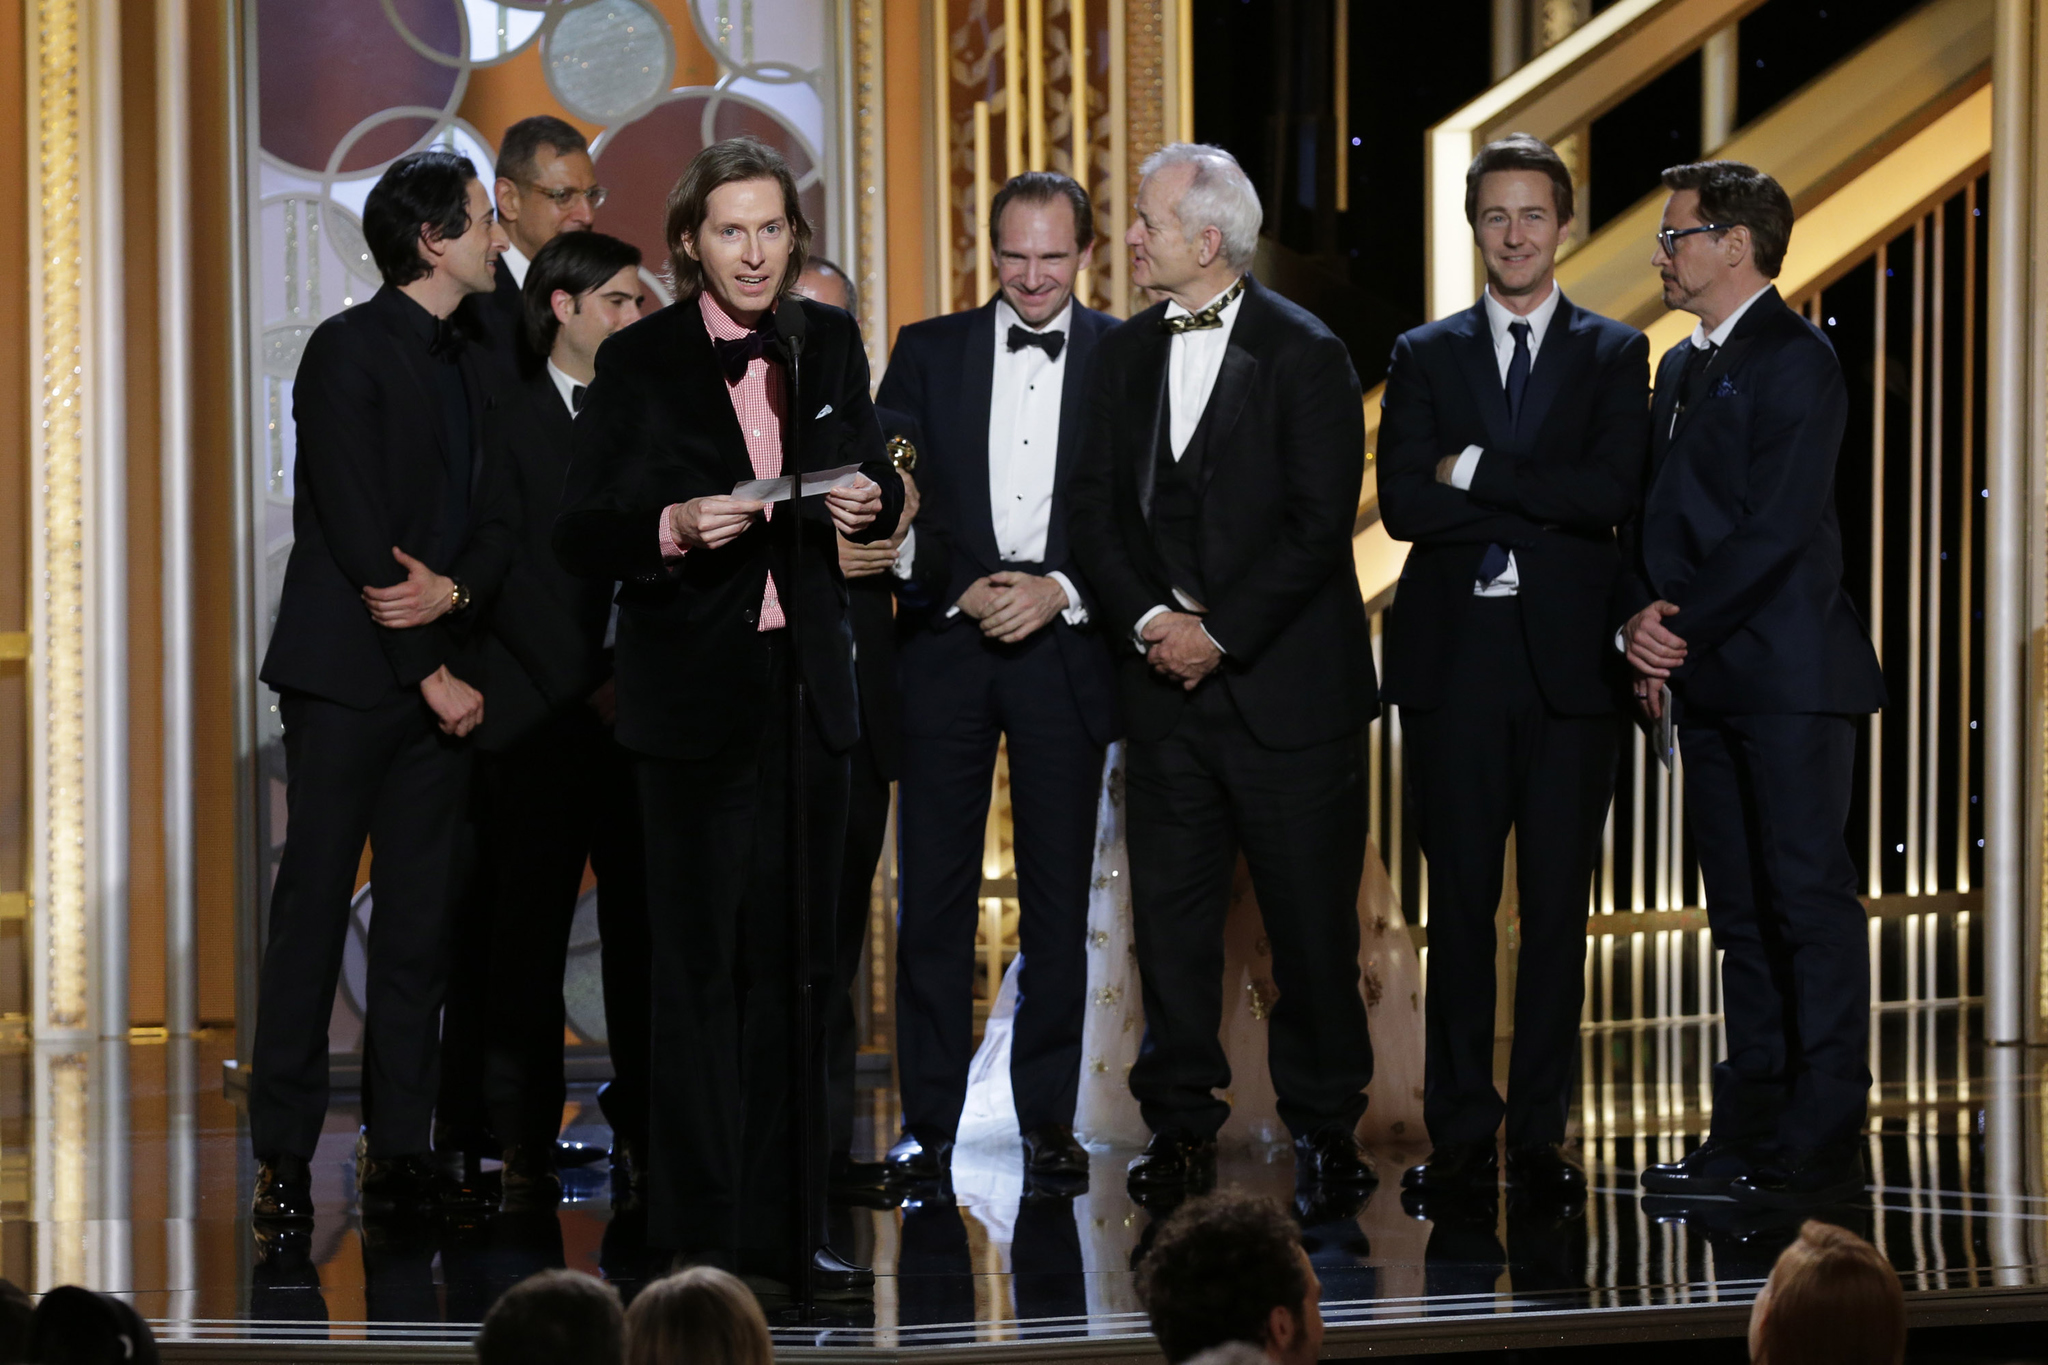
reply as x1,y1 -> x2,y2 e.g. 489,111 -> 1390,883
543,0 -> 676,125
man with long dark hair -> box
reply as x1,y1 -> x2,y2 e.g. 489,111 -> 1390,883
555,136 -> 902,1297
251,149 -> 513,1221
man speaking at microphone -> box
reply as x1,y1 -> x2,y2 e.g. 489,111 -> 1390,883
554,136 -> 902,1298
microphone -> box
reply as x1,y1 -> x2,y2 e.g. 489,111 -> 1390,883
773,294 -> 807,363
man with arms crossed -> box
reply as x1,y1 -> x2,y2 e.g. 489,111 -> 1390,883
252,150 -> 511,1221
1379,133 -> 1648,1200
876,171 -> 1119,1190
1068,144 -> 1376,1204
1622,161 -> 1884,1208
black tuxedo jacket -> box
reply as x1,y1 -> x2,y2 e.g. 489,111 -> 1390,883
1068,275 -> 1376,750
552,295 -> 904,760
875,297 -> 1120,748
1378,292 -> 1650,715
477,256 -> 542,380
474,370 -> 616,752
260,286 -> 516,710
848,405 -> 939,779
1615,288 -> 1885,715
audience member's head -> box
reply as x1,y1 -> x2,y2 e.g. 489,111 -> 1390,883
1136,1192 -> 1321,1365
24,1286 -> 158,1365
625,1266 -> 772,1365
0,1279 -> 32,1365
1748,1220 -> 1905,1365
476,1269 -> 625,1365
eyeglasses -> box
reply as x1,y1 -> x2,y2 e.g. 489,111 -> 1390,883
1655,224 -> 1727,256
520,181 -> 608,210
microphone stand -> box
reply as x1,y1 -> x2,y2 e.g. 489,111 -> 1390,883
775,322 -> 820,1315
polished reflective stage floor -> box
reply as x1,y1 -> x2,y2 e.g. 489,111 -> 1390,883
1,1007 -> 2045,1359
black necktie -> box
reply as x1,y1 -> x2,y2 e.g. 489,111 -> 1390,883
1504,319 -> 1532,427
571,384 -> 586,414
1672,340 -> 1717,433
1007,324 -> 1066,361
713,324 -> 775,383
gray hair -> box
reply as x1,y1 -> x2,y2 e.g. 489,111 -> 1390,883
1139,143 -> 1263,269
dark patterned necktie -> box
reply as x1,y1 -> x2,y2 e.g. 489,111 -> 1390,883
1160,276 -> 1247,334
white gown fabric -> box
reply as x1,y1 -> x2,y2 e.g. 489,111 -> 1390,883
952,743 -> 1426,1178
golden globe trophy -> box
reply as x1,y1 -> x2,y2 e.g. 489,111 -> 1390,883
886,433 -> 918,474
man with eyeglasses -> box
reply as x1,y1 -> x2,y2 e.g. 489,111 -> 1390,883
484,115 -> 608,376
1620,160 -> 1884,1210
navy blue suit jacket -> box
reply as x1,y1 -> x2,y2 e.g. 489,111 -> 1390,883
876,297 -> 1120,747
1614,288 -> 1885,715
1378,292 -> 1650,715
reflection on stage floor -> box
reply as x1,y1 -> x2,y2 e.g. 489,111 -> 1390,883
0,1006 -> 2044,1357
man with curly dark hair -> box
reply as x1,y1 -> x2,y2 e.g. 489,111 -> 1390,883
1135,1193 -> 1323,1365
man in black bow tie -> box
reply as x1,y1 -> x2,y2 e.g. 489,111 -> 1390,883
1379,133 -> 1648,1202
874,171 -> 1120,1190
251,149 -> 514,1222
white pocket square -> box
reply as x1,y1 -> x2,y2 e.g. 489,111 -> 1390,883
815,403 -> 833,419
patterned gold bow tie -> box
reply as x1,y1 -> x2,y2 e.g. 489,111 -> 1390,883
1160,276 -> 1247,334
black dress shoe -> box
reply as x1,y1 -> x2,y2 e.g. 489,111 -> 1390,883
1505,1143 -> 1586,1194
830,1150 -> 890,1193
1126,1130 -> 1218,1195
252,1153 -> 314,1224
884,1131 -> 953,1183
500,1145 -> 562,1213
1022,1125 -> 1090,1182
1729,1145 -> 1865,1209
356,1152 -> 446,1215
1400,1140 -> 1498,1193
808,1245 -> 877,1301
1638,1138 -> 1760,1198
1293,1126 -> 1378,1190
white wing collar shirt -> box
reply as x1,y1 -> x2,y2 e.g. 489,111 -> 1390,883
500,242 -> 531,288
1444,280 -> 1565,597
895,297 -> 1088,625
1130,276 -> 1248,650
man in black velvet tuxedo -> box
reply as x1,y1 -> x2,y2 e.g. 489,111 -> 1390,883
1621,161 -> 1884,1208
480,116 -> 604,376
789,256 -> 937,1204
1379,134 -> 1649,1201
874,172 -> 1119,1190
251,150 -> 513,1222
553,137 -> 901,1297
1068,144 -> 1377,1204
472,231 -> 652,1212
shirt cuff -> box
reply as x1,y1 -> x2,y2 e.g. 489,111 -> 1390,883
1132,604 -> 1171,654
658,505 -> 688,560
1449,445 -> 1484,491
890,526 -> 917,580
1047,570 -> 1089,626
1614,626 -> 1627,654
1200,623 -> 1228,656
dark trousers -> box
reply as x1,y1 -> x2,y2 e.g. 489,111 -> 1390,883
251,688 -> 469,1160
478,703 -> 652,1154
895,633 -> 1105,1143
636,638 -> 848,1270
829,737 -> 890,1159
1401,597 -> 1617,1149
1681,709 -> 1870,1152
1125,680 -> 1372,1139
436,819 -> 490,1149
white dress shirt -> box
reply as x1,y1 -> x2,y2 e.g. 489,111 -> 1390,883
1446,281 -> 1564,598
895,299 -> 1086,625
1132,278 -> 1248,651
546,359 -> 581,418
500,243 -> 531,289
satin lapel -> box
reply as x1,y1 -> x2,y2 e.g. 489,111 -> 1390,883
1195,343 -> 1259,495
960,301 -> 1002,565
1046,307 -> 1101,565
1511,299 -> 1584,447
672,304 -> 756,485
1451,302 -> 1514,450
1134,326 -> 1170,523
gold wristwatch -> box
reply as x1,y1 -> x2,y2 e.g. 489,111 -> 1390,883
448,580 -> 471,613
